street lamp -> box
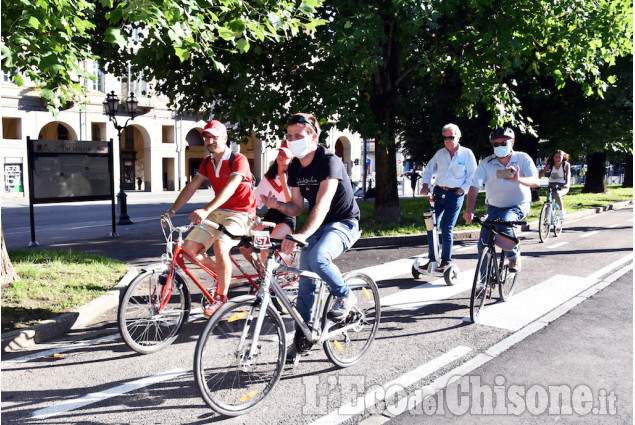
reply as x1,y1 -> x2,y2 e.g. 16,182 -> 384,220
103,90 -> 138,225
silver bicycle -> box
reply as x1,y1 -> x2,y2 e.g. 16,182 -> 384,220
193,227 -> 381,416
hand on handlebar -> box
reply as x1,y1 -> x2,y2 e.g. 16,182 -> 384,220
282,233 -> 306,254
189,208 -> 208,225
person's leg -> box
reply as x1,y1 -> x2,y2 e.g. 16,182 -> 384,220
296,229 -> 323,324
182,235 -> 218,272
489,205 -> 528,259
304,220 -> 359,296
439,192 -> 464,264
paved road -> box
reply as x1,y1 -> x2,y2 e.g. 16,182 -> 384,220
0,200 -> 632,425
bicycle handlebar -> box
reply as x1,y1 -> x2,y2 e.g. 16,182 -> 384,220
285,234 -> 309,248
473,216 -> 527,227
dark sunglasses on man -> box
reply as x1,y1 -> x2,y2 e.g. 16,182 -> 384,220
288,114 -> 318,133
491,140 -> 510,147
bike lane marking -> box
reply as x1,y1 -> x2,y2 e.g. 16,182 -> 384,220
1,334 -> 120,367
546,241 -> 569,249
309,345 -> 472,425
465,254 -> 633,331
378,270 -> 475,311
579,230 -> 600,238
31,368 -> 188,420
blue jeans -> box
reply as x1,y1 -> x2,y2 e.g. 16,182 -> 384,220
427,188 -> 464,263
297,219 -> 360,324
478,204 -> 529,260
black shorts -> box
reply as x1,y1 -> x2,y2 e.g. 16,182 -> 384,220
263,208 -> 296,233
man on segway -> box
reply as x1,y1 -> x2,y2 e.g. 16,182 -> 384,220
417,123 -> 477,279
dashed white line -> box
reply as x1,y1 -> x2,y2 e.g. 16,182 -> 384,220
310,346 -> 472,425
31,368 -> 188,419
1,334 -> 120,367
546,241 -> 569,249
580,230 -> 600,238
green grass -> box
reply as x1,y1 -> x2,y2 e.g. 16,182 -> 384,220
2,250 -> 127,331
354,184 -> 632,237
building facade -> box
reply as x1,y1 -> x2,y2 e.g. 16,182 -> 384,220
2,66 -> 371,199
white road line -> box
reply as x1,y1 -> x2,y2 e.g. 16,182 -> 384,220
31,368 -> 188,419
381,269 -> 474,311
588,254 -> 633,281
546,241 -> 569,249
580,230 -> 600,238
467,274 -> 598,331
1,334 -> 120,367
310,346 -> 472,425
608,223 -> 621,228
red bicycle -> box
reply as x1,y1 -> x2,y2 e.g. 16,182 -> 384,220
118,215 -> 299,354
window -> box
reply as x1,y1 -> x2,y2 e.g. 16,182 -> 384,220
2,118 -> 22,139
124,127 -> 135,150
2,71 -> 17,84
91,61 -> 105,92
91,123 -> 106,141
57,124 -> 69,140
162,125 -> 174,143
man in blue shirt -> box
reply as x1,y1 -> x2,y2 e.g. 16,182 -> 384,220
420,124 -> 477,272
462,127 -> 539,272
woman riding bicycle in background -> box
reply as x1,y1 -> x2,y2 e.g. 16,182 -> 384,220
539,150 -> 571,219
240,142 -> 296,269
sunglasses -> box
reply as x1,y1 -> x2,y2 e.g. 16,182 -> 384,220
443,136 -> 456,140
491,140 -> 510,147
288,115 -> 318,134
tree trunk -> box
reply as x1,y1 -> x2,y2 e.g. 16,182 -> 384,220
1,230 -> 18,288
370,8 -> 402,223
623,152 -> 633,188
373,140 -> 401,222
582,150 -> 608,193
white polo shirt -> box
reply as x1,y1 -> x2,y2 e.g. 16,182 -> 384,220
422,145 -> 477,193
471,151 -> 538,208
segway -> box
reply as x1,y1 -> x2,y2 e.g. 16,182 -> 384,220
411,189 -> 459,286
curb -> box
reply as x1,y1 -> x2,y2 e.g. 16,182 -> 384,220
2,200 -> 631,352
352,200 -> 633,248
1,268 -> 138,353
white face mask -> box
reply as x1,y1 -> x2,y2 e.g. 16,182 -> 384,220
287,137 -> 312,159
494,144 -> 512,158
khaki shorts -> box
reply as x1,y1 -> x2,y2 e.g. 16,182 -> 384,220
185,210 -> 252,251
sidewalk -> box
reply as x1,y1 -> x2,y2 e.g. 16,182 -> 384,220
2,199 -> 632,353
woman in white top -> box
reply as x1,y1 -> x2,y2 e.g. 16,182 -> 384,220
539,150 -> 571,217
241,144 -> 295,269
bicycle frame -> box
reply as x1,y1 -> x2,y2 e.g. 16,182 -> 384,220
155,217 -> 298,315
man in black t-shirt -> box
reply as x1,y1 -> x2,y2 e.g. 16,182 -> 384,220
262,113 -> 360,360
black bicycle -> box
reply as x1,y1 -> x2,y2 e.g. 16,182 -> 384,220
469,216 -> 526,323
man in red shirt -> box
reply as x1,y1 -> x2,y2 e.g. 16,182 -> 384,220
163,120 -> 256,317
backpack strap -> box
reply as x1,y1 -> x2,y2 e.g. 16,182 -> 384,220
228,151 -> 236,173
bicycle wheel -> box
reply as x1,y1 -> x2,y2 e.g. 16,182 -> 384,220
500,264 -> 518,301
323,272 -> 381,368
538,203 -> 552,243
553,208 -> 564,237
194,297 -> 286,416
470,248 -> 493,322
118,269 -> 191,354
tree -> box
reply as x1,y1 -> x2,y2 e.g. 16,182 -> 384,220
1,0 -> 325,284
1,0 -> 325,114
91,0 -> 631,222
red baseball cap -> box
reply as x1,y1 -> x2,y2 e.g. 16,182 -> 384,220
201,120 -> 227,137
278,142 -> 293,158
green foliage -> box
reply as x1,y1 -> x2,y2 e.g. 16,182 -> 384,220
1,0 -> 97,114
1,0 -> 326,115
